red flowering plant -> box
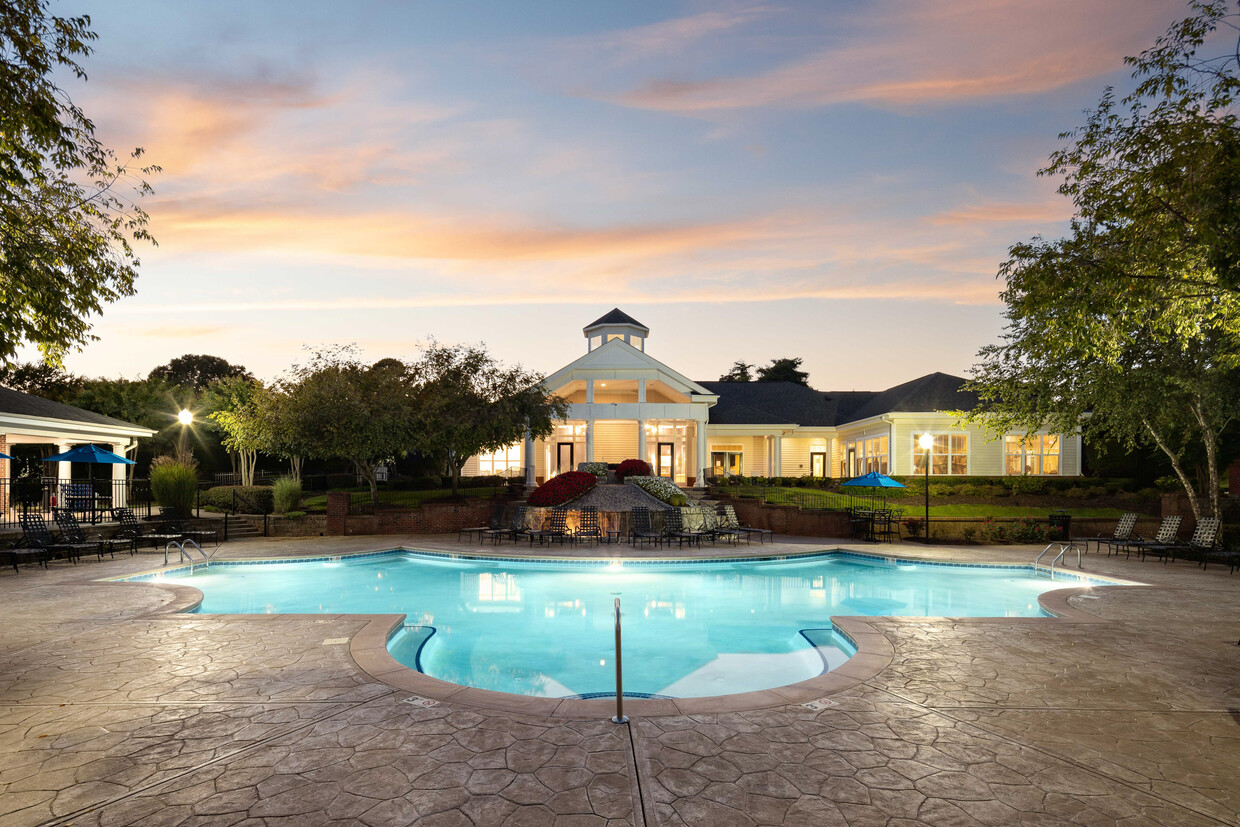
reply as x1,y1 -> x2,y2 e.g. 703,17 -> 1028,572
615,459 -> 652,482
527,471 -> 598,507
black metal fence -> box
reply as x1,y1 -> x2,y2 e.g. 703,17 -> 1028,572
346,483 -> 511,515
0,477 -> 155,530
720,485 -> 891,512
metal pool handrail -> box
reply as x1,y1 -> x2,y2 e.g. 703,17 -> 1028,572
611,598 -> 627,724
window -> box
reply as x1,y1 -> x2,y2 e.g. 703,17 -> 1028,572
589,335 -> 602,351
912,433 -> 968,475
607,334 -> 625,343
1004,434 -> 1060,475
842,435 -> 888,475
478,443 -> 522,475
710,445 -> 743,476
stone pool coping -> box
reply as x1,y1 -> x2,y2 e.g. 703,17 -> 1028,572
106,544 -> 1153,718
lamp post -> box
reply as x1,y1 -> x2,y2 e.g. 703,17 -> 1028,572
918,433 -> 932,544
177,409 -> 193,462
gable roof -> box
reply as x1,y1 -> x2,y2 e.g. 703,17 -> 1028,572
697,373 -> 979,427
840,372 -> 979,422
584,308 -> 648,332
546,337 -> 714,397
0,386 -> 155,432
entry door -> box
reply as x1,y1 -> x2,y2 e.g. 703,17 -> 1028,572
656,443 -> 674,479
846,447 -> 856,477
810,452 -> 826,478
556,442 -> 574,475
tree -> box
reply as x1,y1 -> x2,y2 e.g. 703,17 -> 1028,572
150,355 -> 251,390
964,2 -> 1240,520
412,343 -> 569,496
757,357 -> 810,385
1,1 -> 159,366
204,377 -> 268,486
278,347 -> 421,505
0,361 -> 82,401
719,361 -> 754,382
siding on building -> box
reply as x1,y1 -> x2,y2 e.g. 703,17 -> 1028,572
593,420 -> 638,464
779,436 -> 830,477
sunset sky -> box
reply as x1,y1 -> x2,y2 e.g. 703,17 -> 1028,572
46,0 -> 1185,390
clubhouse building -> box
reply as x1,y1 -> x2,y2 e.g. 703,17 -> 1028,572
463,310 -> 1081,486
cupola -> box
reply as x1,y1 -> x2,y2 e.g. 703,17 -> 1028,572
583,308 -> 649,352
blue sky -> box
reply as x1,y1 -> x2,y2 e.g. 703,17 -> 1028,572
46,0 -> 1184,390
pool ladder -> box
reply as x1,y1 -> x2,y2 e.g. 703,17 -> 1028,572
165,539 -> 211,572
1034,541 -> 1082,573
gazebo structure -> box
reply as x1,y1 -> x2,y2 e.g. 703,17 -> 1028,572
0,387 -> 156,516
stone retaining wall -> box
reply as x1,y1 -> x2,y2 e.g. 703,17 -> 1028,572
324,492 -> 507,536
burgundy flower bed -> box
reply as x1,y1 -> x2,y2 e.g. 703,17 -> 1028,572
528,471 -> 598,506
616,458 -> 652,482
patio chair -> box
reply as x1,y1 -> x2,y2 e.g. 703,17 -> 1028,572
459,501 -> 506,543
573,506 -> 603,545
1141,517 -> 1220,565
486,505 -> 530,544
1200,529 -> 1239,574
159,507 -> 220,550
1120,516 -> 1182,560
709,506 -> 748,545
872,509 -> 900,543
722,505 -> 772,545
1074,512 -> 1138,556
630,507 -> 663,549
663,508 -> 707,548
112,507 -> 183,551
2,542 -> 49,573
530,507 -> 575,546
53,509 -> 133,559
17,513 -> 89,565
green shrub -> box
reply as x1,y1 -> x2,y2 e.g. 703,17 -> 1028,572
1154,475 -> 1180,491
1005,476 -> 1049,494
1062,486 -> 1089,499
1087,485 -> 1108,497
1008,516 -> 1049,543
957,484 -> 981,497
272,476 -> 302,513
284,510 -> 306,519
580,462 -> 608,481
929,483 -> 958,497
461,475 -> 506,488
150,460 -> 198,517
1136,487 -> 1160,500
202,486 -> 274,514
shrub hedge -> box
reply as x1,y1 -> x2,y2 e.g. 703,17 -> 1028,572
616,459 -> 652,482
151,462 -> 198,517
626,475 -> 687,506
202,485 -> 274,514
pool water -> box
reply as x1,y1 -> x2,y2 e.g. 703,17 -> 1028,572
143,551 -> 1070,698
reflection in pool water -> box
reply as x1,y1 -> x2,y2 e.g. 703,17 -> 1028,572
145,551 -> 1065,698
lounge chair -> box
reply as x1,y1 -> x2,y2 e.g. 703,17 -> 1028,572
159,507 -> 219,550
1073,512 -> 1138,556
17,513 -> 90,564
663,508 -> 707,548
1,542 -> 49,572
53,509 -> 133,559
630,507 -> 663,549
709,507 -> 748,545
574,506 -> 603,545
1200,529 -> 1239,574
1119,516 -> 1182,560
459,501 -> 506,542
1141,517 -> 1221,565
722,505 -> 772,545
530,507 -> 575,546
485,505 -> 530,544
112,507 -> 182,551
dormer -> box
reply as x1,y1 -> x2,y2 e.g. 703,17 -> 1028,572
583,308 -> 649,353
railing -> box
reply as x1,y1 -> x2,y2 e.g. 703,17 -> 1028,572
346,483 -> 509,515
717,485 -> 889,512
0,477 -> 154,529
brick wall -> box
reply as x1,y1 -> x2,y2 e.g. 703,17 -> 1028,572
268,515 -> 328,537
324,493 -> 508,536
0,434 -> 7,513
720,496 -> 852,538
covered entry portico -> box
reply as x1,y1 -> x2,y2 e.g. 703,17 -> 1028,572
524,311 -> 717,486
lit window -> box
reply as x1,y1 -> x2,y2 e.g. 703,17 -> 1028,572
478,443 -> 522,475
843,436 -> 888,476
912,433 -> 968,475
607,334 -> 625,343
1004,434 -> 1060,475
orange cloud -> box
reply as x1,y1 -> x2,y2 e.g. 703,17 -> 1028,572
595,0 -> 1174,113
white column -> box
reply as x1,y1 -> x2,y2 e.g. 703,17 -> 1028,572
637,419 -> 646,464
695,418 -> 708,487
524,429 -> 535,487
56,442 -> 71,485
638,379 -> 647,403
585,420 -> 594,463
111,442 -> 129,507
773,435 -> 783,476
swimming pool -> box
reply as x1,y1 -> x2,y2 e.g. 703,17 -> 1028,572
134,550 -> 1089,698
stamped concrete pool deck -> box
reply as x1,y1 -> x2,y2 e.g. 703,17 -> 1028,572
0,533 -> 1237,826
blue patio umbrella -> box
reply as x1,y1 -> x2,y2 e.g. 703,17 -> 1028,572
0,451 -> 11,460
840,471 -> 905,489
42,444 -> 135,466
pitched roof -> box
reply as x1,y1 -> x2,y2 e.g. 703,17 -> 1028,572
698,373 -> 979,427
584,308 -> 648,332
697,381 -> 835,426
0,386 -> 153,431
842,372 -> 979,422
